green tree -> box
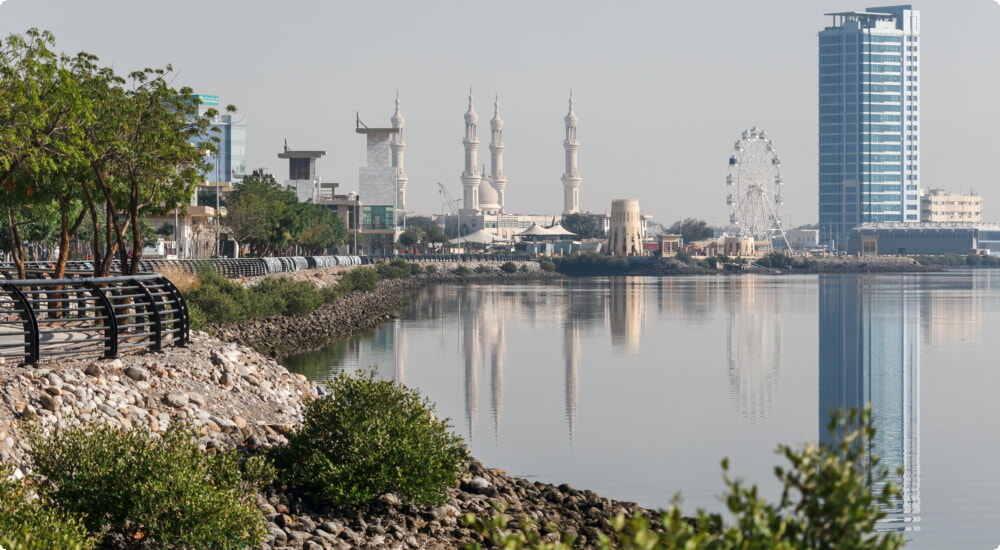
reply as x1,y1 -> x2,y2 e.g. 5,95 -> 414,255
668,218 -> 715,243
560,211 -> 606,239
297,202 -> 348,254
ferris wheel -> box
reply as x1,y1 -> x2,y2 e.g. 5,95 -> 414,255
725,127 -> 791,249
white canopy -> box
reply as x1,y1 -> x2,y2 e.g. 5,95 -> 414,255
459,228 -> 499,244
545,223 -> 578,237
516,223 -> 556,237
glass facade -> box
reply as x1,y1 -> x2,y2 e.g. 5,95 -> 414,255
818,6 -> 920,249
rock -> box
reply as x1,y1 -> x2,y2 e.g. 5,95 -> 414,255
124,366 -> 150,381
163,392 -> 188,408
38,393 -> 59,412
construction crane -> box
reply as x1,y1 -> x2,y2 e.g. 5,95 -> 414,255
436,182 -> 463,244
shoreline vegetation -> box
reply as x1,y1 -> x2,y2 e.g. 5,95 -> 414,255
0,257 -> 923,549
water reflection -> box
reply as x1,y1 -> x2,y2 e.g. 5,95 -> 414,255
726,278 -> 783,423
818,275 -> 920,531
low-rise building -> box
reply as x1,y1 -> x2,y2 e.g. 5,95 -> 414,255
920,189 -> 982,223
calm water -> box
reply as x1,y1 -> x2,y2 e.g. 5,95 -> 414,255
281,272 -> 1000,549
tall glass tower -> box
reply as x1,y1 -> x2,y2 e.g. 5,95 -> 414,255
818,6 -> 920,249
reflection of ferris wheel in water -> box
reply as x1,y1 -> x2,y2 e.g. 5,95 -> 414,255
725,127 -> 791,249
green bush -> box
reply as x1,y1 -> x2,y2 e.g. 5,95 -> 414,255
185,270 -> 250,324
425,264 -> 439,274
251,276 -> 324,315
187,301 -> 208,333
0,465 -> 97,550
539,260 -> 556,272
453,265 -> 472,275
518,264 -> 529,273
376,259 -> 412,280
28,423 -> 270,550
464,407 -> 905,550
341,267 -> 379,292
474,264 -> 494,274
500,262 -> 518,273
409,262 -> 424,275
279,369 -> 466,510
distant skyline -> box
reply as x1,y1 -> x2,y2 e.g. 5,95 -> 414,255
2,1 -> 998,227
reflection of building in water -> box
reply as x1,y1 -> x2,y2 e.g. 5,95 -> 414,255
563,321 -> 579,445
609,278 -> 645,351
920,274 -> 981,347
726,278 -> 782,422
394,322 -> 406,384
459,287 -> 508,444
819,275 -> 920,531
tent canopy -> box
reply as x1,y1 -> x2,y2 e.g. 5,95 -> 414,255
459,228 -> 499,244
516,223 -> 556,237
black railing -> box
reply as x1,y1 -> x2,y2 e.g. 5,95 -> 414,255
0,274 -> 189,366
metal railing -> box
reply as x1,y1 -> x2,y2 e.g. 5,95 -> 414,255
0,274 -> 189,365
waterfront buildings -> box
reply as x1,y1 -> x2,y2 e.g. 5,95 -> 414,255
818,6 -> 920,250
277,142 -> 326,203
920,189 -> 982,223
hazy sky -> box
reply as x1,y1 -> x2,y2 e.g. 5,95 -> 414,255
2,1 -> 998,227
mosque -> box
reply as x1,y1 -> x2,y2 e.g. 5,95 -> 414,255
431,89 -> 587,242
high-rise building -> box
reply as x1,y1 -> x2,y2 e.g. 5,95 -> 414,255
561,92 -> 582,216
192,95 -> 246,185
818,6 -> 920,249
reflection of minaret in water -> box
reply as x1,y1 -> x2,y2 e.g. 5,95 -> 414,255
394,321 -> 405,385
563,320 -> 579,445
819,275 -> 920,531
462,295 -> 480,443
488,309 -> 505,443
726,278 -> 782,422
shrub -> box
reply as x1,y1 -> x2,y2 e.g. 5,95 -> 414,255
518,264 -> 529,273
376,259 -> 412,280
463,407 -> 904,550
279,369 -> 466,510
0,465 -> 97,550
425,264 -> 439,274
539,260 -> 556,272
341,267 -> 379,292
187,301 -> 207,333
185,268 -> 250,324
453,265 -> 472,275
474,264 -> 494,274
409,262 -> 424,275
500,262 -> 518,273
28,423 -> 270,550
251,276 -> 323,315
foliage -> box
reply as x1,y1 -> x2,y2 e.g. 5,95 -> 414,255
463,506 -> 576,550
27,423 -> 270,550
500,261 -> 518,273
251,275 -> 324,316
404,215 -> 450,247
539,260 -> 556,272
518,264 -> 529,273
376,258 -> 413,280
667,218 -> 715,244
340,266 -> 379,292
278,369 -> 467,510
560,212 -> 606,239
453,265 -> 472,275
409,262 -> 424,275
464,407 -> 905,550
425,264 -> 439,274
0,465 -> 97,550
186,301 -> 208,333
554,253 -> 628,276
474,264 -> 494,274
910,253 -> 1000,268
185,268 -> 251,323
754,253 -> 817,270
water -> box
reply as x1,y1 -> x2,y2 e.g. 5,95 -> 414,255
281,272 -> 1000,549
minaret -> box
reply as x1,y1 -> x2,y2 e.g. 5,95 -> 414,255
489,94 -> 507,213
461,88 -> 481,214
561,91 -> 582,215
390,91 -> 408,211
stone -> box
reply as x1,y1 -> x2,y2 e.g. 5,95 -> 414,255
124,366 -> 149,382
38,394 -> 59,412
163,392 -> 188,408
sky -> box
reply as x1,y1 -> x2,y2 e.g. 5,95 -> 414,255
2,0 -> 999,228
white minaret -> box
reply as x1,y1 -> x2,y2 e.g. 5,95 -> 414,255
390,91 -> 408,212
489,93 -> 507,213
461,88 -> 481,214
561,91 -> 582,215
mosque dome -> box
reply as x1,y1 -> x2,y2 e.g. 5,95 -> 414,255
478,178 -> 501,212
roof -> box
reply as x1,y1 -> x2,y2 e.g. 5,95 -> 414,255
355,128 -> 400,135
851,222 -> 1000,231
278,151 -> 326,159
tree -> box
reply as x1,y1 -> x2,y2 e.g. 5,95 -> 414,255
398,227 -> 425,250
561,211 -> 606,239
404,216 -> 449,248
668,218 -> 714,244
223,169 -> 276,255
297,202 -> 347,254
